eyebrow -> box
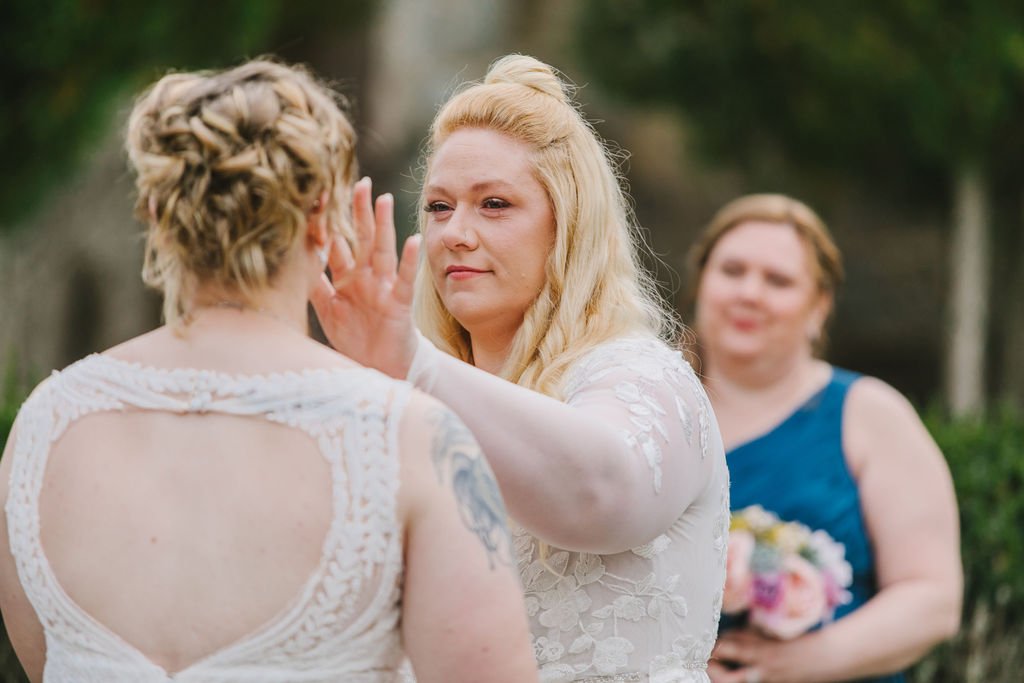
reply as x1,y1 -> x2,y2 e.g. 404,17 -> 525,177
424,179 -> 518,194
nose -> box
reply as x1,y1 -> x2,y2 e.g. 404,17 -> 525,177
736,273 -> 764,302
439,205 -> 479,251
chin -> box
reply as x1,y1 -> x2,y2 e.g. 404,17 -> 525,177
717,338 -> 768,361
443,302 -> 494,330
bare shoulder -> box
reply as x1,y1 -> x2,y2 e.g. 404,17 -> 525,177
394,391 -> 466,505
845,375 -> 921,427
396,391 -> 482,477
843,374 -> 940,474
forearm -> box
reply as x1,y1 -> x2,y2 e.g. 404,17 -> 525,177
792,579 -> 961,681
417,345 -> 642,552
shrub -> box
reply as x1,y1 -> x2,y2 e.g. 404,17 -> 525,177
0,362 -> 28,682
911,408 -> 1024,682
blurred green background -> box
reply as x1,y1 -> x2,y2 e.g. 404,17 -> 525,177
1,0 -> 1022,680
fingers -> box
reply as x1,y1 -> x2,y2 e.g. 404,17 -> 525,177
372,192 -> 398,279
310,272 -> 341,324
351,177 -> 375,266
712,639 -> 742,663
393,234 -> 421,307
327,233 -> 356,279
709,667 -> 753,683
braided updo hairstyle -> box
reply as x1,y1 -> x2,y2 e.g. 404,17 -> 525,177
414,54 -> 674,397
126,59 -> 357,326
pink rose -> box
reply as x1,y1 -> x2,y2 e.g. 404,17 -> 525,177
749,554 -> 827,639
722,529 -> 755,614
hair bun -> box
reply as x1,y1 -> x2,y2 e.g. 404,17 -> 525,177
484,54 -> 570,103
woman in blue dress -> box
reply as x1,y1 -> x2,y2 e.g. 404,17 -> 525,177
689,194 -> 962,683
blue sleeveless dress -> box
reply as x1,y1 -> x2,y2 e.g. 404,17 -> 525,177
724,367 -> 905,683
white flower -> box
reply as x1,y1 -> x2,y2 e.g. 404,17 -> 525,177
739,504 -> 779,533
538,580 -> 593,631
611,595 -> 647,621
809,529 -> 853,586
569,634 -> 595,654
592,636 -> 635,675
533,636 -> 565,663
774,521 -> 811,554
671,631 -> 715,662
524,596 -> 540,617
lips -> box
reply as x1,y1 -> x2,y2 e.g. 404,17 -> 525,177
729,317 -> 761,331
445,265 -> 489,280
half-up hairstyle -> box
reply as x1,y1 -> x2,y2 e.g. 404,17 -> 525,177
126,58 -> 357,326
414,54 -> 676,397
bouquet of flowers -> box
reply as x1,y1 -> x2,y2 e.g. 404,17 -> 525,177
722,505 -> 853,639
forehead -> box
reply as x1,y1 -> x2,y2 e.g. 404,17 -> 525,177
711,221 -> 816,274
427,128 -> 537,188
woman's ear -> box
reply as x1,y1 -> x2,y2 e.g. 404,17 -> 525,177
306,190 -> 330,247
807,291 -> 833,342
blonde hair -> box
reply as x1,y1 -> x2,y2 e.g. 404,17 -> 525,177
687,193 -> 844,352
126,58 -> 357,326
414,54 -> 675,397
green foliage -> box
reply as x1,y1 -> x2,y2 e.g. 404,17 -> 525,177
0,362 -> 28,682
577,1 -> 1024,195
912,409 -> 1024,682
0,362 -> 30,455
0,0 -> 378,229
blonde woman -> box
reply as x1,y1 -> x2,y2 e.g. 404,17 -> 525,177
0,59 -> 537,683
690,195 -> 961,683
313,55 -> 730,682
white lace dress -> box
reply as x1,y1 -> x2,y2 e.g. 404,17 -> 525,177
397,335 -> 729,683
516,337 -> 730,683
5,355 -> 409,682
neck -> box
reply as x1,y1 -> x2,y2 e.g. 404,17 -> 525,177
189,288 -> 308,335
468,327 -> 517,376
702,345 -> 817,403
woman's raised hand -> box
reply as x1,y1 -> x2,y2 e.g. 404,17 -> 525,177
311,177 -> 421,379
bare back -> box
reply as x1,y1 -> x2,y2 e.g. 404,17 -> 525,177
0,351 -> 410,681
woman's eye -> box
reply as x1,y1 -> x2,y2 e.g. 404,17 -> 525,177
424,201 -> 452,214
720,263 -> 744,277
481,197 -> 510,210
766,273 -> 793,287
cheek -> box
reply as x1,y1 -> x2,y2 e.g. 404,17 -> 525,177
695,275 -> 730,312
770,292 -> 815,320
423,231 -> 445,273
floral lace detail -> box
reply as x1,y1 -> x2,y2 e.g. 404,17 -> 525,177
516,336 -> 728,682
5,355 -> 409,682
563,337 -> 714,493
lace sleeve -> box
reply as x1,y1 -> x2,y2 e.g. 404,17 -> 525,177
561,337 -> 717,516
409,334 -> 721,554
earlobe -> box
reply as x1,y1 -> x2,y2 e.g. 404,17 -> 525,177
307,190 -> 331,247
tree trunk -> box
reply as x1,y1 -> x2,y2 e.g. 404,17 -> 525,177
1003,194 -> 1024,411
945,163 -> 991,417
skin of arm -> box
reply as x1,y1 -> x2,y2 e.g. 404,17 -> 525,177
398,392 -> 537,683
0,417 -> 47,683
418,343 -> 708,555
710,377 -> 962,683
